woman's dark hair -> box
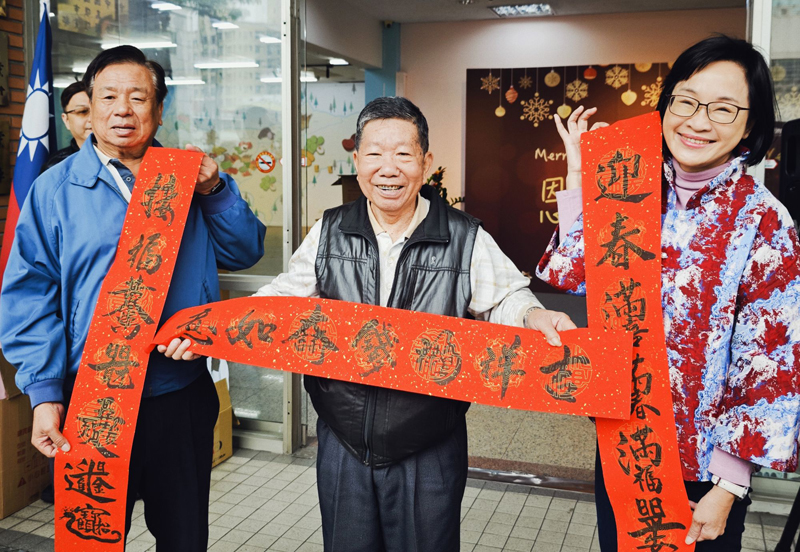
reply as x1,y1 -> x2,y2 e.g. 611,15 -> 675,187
82,45 -> 168,105
656,35 -> 776,166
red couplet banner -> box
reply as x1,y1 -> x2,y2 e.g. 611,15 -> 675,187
151,296 -> 633,419
54,149 -> 203,552
583,112 -> 694,550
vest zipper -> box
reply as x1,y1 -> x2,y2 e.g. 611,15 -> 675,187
362,387 -> 376,466
362,236 -> 381,467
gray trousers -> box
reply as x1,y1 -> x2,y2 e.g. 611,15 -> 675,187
316,416 -> 468,552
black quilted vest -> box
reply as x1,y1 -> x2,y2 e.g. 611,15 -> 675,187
305,185 -> 480,467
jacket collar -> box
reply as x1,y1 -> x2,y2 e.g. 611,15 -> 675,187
68,134 -> 162,188
663,151 -> 749,210
339,184 -> 450,243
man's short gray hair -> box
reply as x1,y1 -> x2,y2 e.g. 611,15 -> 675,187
355,97 -> 429,154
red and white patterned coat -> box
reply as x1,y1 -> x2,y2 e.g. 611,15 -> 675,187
536,154 -> 800,481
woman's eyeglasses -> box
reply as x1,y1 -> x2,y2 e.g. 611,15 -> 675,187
667,95 -> 748,124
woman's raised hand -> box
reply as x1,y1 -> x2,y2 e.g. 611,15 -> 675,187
553,106 -> 608,190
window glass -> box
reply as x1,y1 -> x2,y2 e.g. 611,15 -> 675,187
52,0 -> 284,276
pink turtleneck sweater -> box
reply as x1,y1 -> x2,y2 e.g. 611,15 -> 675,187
554,159 -> 753,487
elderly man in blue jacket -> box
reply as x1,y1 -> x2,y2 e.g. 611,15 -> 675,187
0,45 -> 265,550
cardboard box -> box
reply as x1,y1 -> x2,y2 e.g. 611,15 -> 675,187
212,378 -> 233,468
0,349 -> 21,401
0,393 -> 50,519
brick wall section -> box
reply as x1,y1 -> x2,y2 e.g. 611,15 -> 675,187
0,0 -> 26,254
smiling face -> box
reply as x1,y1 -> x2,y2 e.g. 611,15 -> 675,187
663,61 -> 751,173
90,63 -> 163,161
353,118 -> 433,222
61,91 -> 92,147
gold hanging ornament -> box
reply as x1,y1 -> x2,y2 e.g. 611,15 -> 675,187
558,70 -> 573,118
641,64 -> 664,108
481,71 -> 500,94
520,93 -> 553,127
519,68 -> 533,89
544,69 -> 561,87
605,65 -> 629,89
520,70 -> 552,127
621,64 -> 637,105
495,106 -> 506,117
495,71 -> 506,117
634,63 -> 652,73
566,79 -> 588,102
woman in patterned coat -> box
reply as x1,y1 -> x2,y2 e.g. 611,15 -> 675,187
536,36 -> 800,551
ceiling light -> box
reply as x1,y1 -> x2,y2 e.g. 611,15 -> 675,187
329,58 -> 348,66
212,21 -> 239,30
151,2 -> 181,10
101,40 -> 177,49
194,60 -> 259,69
490,3 -> 554,17
165,77 -> 205,85
54,79 -> 77,88
260,71 -> 317,83
259,35 -> 281,44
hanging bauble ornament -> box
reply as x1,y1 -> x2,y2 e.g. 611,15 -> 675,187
598,64 -> 610,68
557,104 -> 572,118
505,85 -> 519,104
583,66 -> 597,80
772,64 -> 787,83
621,89 -> 638,106
544,70 -> 561,87
667,61 -> 674,69
495,106 -> 506,117
634,63 -> 652,73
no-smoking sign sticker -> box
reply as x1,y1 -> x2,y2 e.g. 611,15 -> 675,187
256,151 -> 276,173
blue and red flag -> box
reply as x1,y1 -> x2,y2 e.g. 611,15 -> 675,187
0,1 -> 56,283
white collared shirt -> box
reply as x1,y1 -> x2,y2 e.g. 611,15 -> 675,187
94,145 -> 133,203
255,194 -> 542,327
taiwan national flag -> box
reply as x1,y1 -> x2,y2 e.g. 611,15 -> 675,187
0,1 -> 56,286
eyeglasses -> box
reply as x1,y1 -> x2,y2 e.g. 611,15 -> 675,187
667,95 -> 748,124
64,108 -> 90,117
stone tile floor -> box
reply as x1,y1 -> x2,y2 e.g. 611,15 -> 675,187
0,447 -> 793,551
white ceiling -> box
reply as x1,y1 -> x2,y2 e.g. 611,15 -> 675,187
341,0 -> 746,23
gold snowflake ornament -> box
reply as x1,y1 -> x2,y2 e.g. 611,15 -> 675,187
520,92 -> 554,127
605,65 -> 629,89
566,79 -> 588,102
518,75 -> 533,90
641,77 -> 663,108
481,73 -> 500,94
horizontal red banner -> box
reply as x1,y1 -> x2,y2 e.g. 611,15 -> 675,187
151,296 -> 633,419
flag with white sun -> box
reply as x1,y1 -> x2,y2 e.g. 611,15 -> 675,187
0,1 -> 55,282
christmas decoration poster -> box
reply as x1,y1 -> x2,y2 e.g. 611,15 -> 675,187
464,63 -> 670,293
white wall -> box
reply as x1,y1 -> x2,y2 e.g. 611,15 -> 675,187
306,0 -> 382,68
401,8 -> 746,194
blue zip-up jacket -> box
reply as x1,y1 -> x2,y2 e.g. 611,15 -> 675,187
0,138 -> 266,408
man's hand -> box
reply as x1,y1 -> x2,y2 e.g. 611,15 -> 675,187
685,485 -> 736,544
525,309 -> 577,347
185,143 -> 221,195
157,337 -> 201,361
32,402 -> 69,457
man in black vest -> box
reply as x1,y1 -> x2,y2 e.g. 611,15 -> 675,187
164,96 -> 575,551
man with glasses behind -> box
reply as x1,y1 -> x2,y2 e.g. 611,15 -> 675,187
40,81 -> 92,173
